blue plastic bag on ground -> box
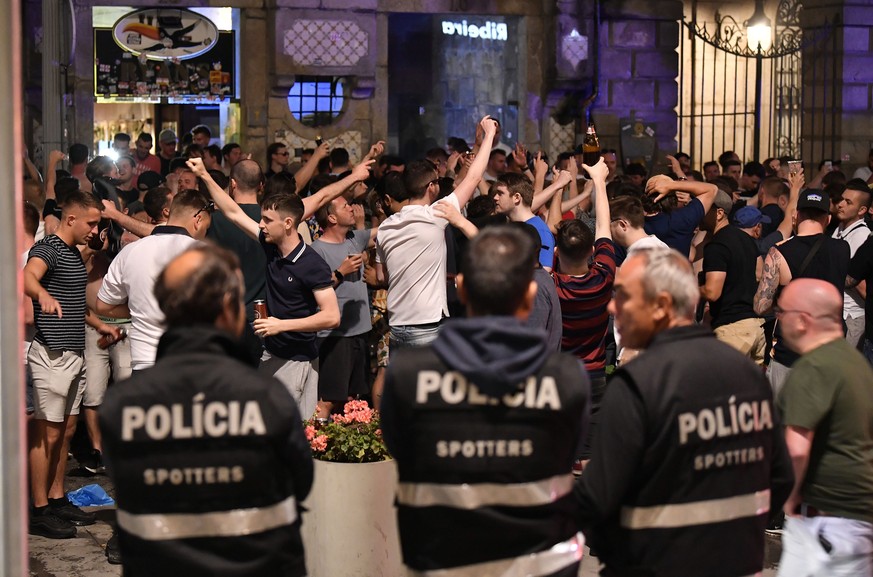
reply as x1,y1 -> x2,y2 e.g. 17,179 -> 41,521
67,484 -> 115,506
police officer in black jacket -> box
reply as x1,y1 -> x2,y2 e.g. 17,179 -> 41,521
100,245 -> 313,577
575,247 -> 794,577
382,225 -> 590,577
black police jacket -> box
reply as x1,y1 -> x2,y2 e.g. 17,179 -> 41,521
100,325 -> 313,577
575,325 -> 794,577
381,317 -> 590,576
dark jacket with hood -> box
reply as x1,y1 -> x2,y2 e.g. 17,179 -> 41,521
100,325 -> 313,577
381,316 -> 590,575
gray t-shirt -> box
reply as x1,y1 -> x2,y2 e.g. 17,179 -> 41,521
526,267 -> 562,352
311,229 -> 372,337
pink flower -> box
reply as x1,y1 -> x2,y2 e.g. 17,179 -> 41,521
375,429 -> 382,436
351,410 -> 372,424
304,425 -> 316,441
310,435 -> 328,452
344,400 -> 370,414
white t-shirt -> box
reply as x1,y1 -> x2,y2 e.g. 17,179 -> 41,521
852,166 -> 872,182
833,221 -> 871,319
627,234 -> 669,254
375,194 -> 456,326
615,234 -> 670,355
98,230 -> 200,370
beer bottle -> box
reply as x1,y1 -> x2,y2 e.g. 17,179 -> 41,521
582,122 -> 600,167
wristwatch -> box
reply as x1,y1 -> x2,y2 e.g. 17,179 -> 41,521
334,270 -> 345,285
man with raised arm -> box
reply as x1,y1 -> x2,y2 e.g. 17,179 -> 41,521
96,190 -> 213,372
492,169 -> 572,271
552,158 -> 616,470
374,116 -> 498,348
643,175 -> 718,257
187,157 -> 372,418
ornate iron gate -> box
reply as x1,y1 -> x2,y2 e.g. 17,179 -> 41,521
677,0 -> 834,168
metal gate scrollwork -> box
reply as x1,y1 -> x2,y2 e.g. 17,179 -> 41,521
678,0 -> 833,167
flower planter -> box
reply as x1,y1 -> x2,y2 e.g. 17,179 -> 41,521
301,459 -> 404,577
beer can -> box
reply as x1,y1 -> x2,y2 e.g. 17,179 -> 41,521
98,328 -> 128,350
254,300 -> 268,320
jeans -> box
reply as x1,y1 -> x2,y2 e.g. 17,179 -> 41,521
390,321 -> 442,351
766,359 -> 792,400
864,338 -> 873,367
777,515 -> 873,577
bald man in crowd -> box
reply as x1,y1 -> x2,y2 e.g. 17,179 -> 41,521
775,278 -> 873,577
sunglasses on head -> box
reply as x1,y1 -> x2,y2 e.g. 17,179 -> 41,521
194,201 -> 215,217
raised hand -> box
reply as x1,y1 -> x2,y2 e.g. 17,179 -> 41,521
351,159 -> 376,181
581,157 -> 609,182
186,157 -> 208,177
533,151 -> 548,179
645,174 -> 675,203
365,141 -> 386,161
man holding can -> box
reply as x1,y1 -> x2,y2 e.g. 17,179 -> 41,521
189,157 -> 374,419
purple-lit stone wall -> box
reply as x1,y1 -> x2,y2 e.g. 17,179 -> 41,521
802,0 -> 873,174
592,1 -> 684,160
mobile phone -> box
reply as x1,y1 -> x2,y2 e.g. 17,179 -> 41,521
315,136 -> 323,147
824,160 -> 833,170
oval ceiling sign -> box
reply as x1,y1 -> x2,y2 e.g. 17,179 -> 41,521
112,8 -> 219,61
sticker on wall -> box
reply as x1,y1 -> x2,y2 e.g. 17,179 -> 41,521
112,8 -> 218,61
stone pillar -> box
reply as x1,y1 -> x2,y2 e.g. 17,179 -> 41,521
801,0 -> 873,175
241,6 -> 269,162
593,1 -> 683,166
42,0 -> 65,154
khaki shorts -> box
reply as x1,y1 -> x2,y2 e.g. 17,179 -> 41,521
259,351 -> 318,420
714,318 -> 766,366
84,323 -> 132,407
27,340 -> 86,423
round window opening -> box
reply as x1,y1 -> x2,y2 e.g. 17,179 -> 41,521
287,76 -> 345,128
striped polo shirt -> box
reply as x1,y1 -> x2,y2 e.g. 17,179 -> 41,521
29,235 -> 87,351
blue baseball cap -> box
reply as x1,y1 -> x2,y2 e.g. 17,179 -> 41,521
733,206 -> 772,228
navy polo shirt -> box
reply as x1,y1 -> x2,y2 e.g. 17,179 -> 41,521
261,232 -> 332,361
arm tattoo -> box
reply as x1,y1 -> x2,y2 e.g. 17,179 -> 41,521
754,247 -> 782,315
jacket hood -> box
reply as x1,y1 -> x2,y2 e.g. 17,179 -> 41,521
156,325 -> 259,367
432,317 -> 549,396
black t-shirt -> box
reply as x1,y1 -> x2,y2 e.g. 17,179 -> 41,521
159,155 -> 172,177
207,205 -> 266,321
773,234 -> 850,365
42,198 -> 62,221
703,225 -> 759,328
759,204 -> 783,238
848,236 -> 873,338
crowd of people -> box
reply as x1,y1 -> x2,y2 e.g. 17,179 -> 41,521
21,114 -> 873,576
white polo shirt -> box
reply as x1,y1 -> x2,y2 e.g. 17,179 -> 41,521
98,227 -> 200,370
375,194 -> 457,326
